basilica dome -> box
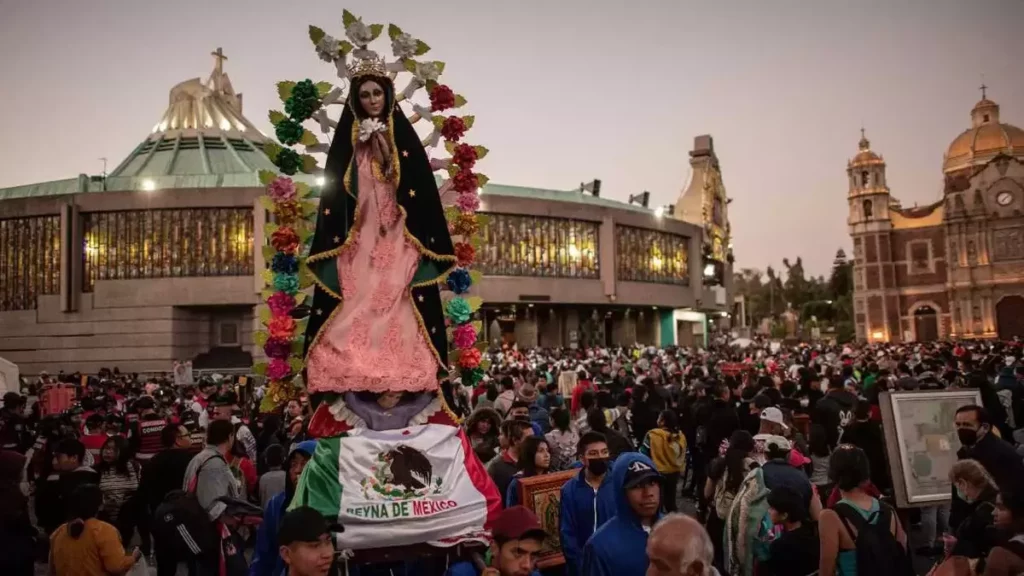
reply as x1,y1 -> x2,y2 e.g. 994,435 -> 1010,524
944,97 -> 1024,174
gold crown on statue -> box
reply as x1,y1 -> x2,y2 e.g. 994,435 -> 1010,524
347,55 -> 387,79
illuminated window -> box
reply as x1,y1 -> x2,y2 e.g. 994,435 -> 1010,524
0,215 -> 61,311
82,208 -> 254,291
476,213 -> 599,278
615,225 -> 689,285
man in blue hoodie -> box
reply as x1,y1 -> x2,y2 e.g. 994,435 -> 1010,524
559,432 -> 616,576
249,440 -> 317,576
581,453 -> 662,576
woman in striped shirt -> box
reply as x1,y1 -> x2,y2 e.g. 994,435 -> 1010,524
96,436 -> 141,544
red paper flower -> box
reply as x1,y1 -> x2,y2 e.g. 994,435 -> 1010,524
454,242 -> 475,267
441,116 -> 467,142
275,200 -> 302,224
268,316 -> 297,340
451,144 -> 478,170
271,227 -> 300,254
452,168 -> 479,193
429,84 -> 456,112
458,348 -> 482,369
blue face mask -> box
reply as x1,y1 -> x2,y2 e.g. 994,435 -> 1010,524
955,485 -> 971,503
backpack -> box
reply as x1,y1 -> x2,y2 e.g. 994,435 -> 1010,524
151,454 -> 224,559
834,501 -> 914,576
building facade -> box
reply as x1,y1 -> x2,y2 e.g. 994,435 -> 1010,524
0,53 -> 734,375
849,93 -> 1024,342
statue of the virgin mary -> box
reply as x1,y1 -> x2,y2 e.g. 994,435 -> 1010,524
301,56 -> 456,434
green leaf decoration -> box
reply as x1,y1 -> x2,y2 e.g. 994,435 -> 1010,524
298,269 -> 315,290
315,81 -> 333,98
309,25 -> 326,45
265,222 -> 280,235
295,182 -> 311,198
277,81 -> 297,103
258,306 -> 271,324
480,358 -> 492,372
447,164 -> 459,178
300,130 -> 319,147
339,40 -> 354,55
469,270 -> 483,285
294,291 -> 307,305
403,59 -> 418,73
474,341 -> 488,352
259,196 -> 276,212
469,235 -> 483,250
268,110 -> 287,126
264,142 -> 282,162
454,94 -> 467,108
463,115 -> 475,129
467,296 -> 483,313
476,174 -> 490,187
253,362 -> 269,376
300,155 -> 319,174
473,146 -> 489,160
301,201 -> 318,217
259,170 -> 277,186
414,40 -> 431,56
260,288 -> 274,300
369,24 -> 383,41
434,61 -> 446,75
296,318 -> 309,334
425,79 -> 438,92
288,357 -> 305,373
298,228 -> 315,243
444,141 -> 456,154
388,23 -> 403,40
432,116 -> 445,130
475,214 -> 490,227
472,320 -> 483,334
342,9 -> 357,28
444,207 -> 460,222
254,331 -> 269,347
290,339 -> 304,355
261,245 -> 276,261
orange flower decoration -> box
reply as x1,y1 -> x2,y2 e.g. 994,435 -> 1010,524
268,316 -> 297,340
454,242 -> 475,267
458,348 -> 482,369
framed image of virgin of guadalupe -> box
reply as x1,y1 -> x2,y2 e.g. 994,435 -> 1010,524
517,469 -> 577,568
879,389 -> 982,508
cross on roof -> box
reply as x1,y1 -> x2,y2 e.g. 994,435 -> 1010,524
212,48 -> 228,75
980,83 -> 988,100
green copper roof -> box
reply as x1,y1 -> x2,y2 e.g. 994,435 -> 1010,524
480,182 -> 651,214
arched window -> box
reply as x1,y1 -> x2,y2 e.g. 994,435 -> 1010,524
862,199 -> 873,219
861,170 -> 870,187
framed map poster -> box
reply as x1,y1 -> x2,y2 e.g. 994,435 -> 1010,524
517,469 -> 576,568
879,390 -> 981,508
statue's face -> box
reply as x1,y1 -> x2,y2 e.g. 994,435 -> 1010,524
359,80 -> 386,118
377,391 -> 403,410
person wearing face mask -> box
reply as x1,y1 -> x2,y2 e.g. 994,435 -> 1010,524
950,405 -> 1024,530
942,459 -> 999,561
558,432 -> 615,576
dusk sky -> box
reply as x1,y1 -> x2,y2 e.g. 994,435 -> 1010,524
2,0 -> 1022,277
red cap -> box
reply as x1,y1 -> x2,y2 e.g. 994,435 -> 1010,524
492,506 -> 547,543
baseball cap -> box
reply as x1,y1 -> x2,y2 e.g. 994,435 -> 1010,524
765,435 -> 793,452
492,505 -> 547,543
760,407 -> 788,430
623,458 -> 661,489
277,506 -> 343,546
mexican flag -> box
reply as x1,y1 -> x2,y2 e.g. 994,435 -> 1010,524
291,423 -> 501,550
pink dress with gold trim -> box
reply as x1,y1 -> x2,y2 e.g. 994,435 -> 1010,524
306,147 -> 440,393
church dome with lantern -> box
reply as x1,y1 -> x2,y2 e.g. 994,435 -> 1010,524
943,91 -> 1024,174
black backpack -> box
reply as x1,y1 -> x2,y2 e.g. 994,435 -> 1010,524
151,454 -> 224,559
834,501 -> 914,576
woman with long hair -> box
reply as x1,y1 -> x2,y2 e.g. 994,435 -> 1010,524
705,430 -> 757,574
49,484 -> 140,576
545,406 -> 579,471
504,436 -> 552,507
979,488 -> 1024,574
95,435 -> 142,546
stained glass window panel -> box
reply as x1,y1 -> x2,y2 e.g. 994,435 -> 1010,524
615,225 -> 689,285
476,213 -> 599,278
0,215 -> 61,311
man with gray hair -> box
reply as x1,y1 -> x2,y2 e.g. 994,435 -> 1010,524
645,513 -> 719,576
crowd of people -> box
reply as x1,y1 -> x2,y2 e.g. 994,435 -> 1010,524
2,338 -> 1024,575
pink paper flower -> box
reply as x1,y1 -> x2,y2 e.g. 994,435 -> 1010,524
452,324 -> 477,349
455,192 -> 480,212
267,292 -> 297,317
268,177 -> 297,202
267,358 -> 291,380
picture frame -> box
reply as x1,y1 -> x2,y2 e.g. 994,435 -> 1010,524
879,389 -> 982,508
517,469 -> 577,568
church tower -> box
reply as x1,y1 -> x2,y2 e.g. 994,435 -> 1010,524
847,130 -> 896,342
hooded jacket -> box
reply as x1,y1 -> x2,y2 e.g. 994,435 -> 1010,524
812,389 -> 857,447
581,453 -> 661,576
559,465 -> 616,576
249,440 -> 317,576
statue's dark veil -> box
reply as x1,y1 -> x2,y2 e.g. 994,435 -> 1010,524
302,74 -> 456,396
